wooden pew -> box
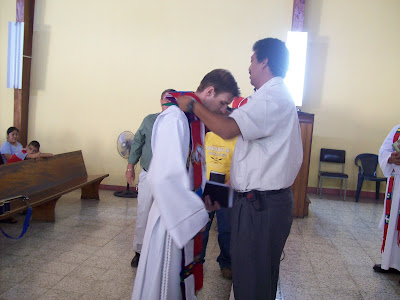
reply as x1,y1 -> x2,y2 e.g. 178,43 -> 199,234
0,150 -> 109,222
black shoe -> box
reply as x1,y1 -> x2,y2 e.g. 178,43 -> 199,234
131,253 -> 140,268
373,264 -> 400,274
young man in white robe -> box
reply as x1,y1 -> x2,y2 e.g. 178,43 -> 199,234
374,124 -> 400,274
132,69 -> 240,300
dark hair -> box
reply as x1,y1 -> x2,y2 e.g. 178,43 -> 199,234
7,127 -> 19,135
161,89 -> 176,99
28,140 -> 40,150
253,38 -> 289,78
196,69 -> 240,98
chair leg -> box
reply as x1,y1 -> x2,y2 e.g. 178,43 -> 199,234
375,181 -> 380,200
344,179 -> 347,201
355,175 -> 364,202
319,178 -> 323,199
340,180 -> 343,197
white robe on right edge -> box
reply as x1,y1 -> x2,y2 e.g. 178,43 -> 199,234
378,124 -> 400,271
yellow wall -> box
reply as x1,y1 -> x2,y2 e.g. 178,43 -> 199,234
0,2 -> 16,129
0,0 -> 292,185
1,0 -> 399,192
303,0 -> 400,191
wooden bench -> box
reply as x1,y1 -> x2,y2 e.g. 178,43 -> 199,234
0,150 -> 109,222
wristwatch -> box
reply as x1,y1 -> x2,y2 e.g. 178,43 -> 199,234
186,98 -> 195,113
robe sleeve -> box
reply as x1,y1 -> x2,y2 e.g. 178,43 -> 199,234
149,110 -> 209,249
379,125 -> 400,177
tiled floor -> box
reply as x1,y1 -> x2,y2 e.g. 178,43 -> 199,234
0,191 -> 399,299
279,194 -> 400,300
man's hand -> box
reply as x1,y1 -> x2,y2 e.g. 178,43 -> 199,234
176,96 -> 193,112
204,195 -> 221,212
126,169 -> 135,185
388,151 -> 400,165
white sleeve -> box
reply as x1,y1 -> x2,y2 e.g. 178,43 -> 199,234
0,142 -> 12,155
149,113 -> 209,249
379,125 -> 400,177
230,96 -> 280,141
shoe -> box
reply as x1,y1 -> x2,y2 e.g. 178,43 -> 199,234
131,253 -> 140,268
221,268 -> 232,280
373,264 -> 400,274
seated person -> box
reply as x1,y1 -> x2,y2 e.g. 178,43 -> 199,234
1,127 -> 23,164
6,140 -> 53,164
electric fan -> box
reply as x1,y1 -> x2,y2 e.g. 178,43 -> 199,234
114,131 -> 138,198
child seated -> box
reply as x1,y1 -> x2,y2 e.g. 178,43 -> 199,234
1,126 -> 23,163
6,140 -> 53,164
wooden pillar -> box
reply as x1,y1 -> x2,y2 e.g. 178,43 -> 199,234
290,1 -> 312,218
292,0 -> 305,31
14,0 -> 35,147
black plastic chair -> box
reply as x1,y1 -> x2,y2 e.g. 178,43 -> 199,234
354,153 -> 386,202
317,148 -> 348,200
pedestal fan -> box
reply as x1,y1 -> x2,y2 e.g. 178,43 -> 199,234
114,131 -> 138,198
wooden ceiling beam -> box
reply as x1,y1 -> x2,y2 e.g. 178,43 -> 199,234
292,0 -> 305,32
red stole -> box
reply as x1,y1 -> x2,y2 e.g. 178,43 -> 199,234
381,128 -> 400,252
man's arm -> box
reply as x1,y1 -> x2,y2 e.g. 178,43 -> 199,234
26,152 -> 40,159
177,96 -> 241,140
126,119 -> 147,185
32,152 -> 54,161
126,163 -> 135,185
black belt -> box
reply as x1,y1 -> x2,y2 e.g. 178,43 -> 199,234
234,187 -> 290,199
142,167 -> 148,172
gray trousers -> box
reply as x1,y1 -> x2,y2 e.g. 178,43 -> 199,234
231,188 -> 293,300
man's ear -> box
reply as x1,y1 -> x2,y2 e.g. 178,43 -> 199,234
261,58 -> 269,69
204,86 -> 215,97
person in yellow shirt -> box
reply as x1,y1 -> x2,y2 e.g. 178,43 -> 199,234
201,130 -> 237,279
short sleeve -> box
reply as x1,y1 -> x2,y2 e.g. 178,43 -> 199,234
230,96 -> 279,141
0,142 -> 12,155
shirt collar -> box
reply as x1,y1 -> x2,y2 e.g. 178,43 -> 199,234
258,77 -> 283,91
248,77 -> 283,101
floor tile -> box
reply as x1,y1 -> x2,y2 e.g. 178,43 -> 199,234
0,282 -> 48,300
1,191 -> 399,300
21,272 -> 65,288
37,289 -> 83,300
52,276 -> 96,294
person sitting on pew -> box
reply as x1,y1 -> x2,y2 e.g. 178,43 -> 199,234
6,140 -> 53,164
1,126 -> 23,164
5,141 -> 54,221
